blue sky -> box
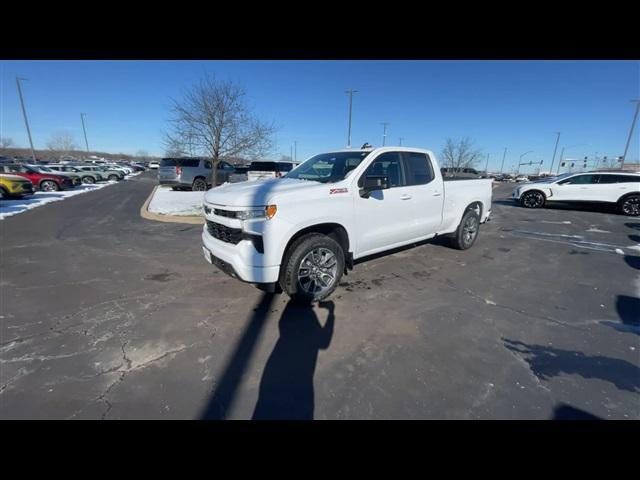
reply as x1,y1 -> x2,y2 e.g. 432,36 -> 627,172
1,60 -> 638,172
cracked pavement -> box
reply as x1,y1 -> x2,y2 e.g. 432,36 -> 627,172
1,177 -> 638,419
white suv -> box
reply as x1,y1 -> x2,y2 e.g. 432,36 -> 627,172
512,171 -> 640,216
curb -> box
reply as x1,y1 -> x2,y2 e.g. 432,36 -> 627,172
140,185 -> 205,225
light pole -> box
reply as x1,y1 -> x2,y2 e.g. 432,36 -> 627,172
346,89 -> 358,148
517,151 -> 533,174
484,153 -> 490,174
499,147 -> 507,174
398,137 -> 403,146
294,141 -> 297,162
80,113 -> 90,153
549,132 -> 561,174
381,122 -> 389,146
621,99 -> 640,168
15,77 -> 37,162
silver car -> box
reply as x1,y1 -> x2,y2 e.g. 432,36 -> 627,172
158,157 -> 236,191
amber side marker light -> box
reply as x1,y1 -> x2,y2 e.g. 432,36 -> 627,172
266,205 -> 277,219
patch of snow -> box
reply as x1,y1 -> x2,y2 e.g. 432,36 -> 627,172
615,248 -> 624,255
148,186 -> 205,216
586,227 -> 611,233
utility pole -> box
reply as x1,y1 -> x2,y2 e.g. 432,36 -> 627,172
346,89 -> 358,148
484,153 -> 490,174
549,132 -> 561,174
557,147 -> 565,173
15,77 -> 37,162
398,137 -> 403,146
381,122 -> 389,146
290,144 -> 293,160
294,141 -> 297,162
499,147 -> 507,174
80,113 -> 90,153
621,99 -> 640,169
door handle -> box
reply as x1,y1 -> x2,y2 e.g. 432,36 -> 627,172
400,194 -> 412,200
432,192 -> 442,196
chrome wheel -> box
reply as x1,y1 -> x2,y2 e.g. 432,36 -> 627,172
522,191 -> 544,208
462,215 -> 478,247
297,247 -> 338,295
40,180 -> 58,192
622,196 -> 640,216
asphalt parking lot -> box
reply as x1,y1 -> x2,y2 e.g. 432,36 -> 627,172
1,172 -> 638,419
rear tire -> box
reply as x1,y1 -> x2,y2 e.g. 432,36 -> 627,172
82,176 -> 95,184
279,233 -> 344,302
192,178 -> 208,191
520,190 -> 545,208
450,209 -> 480,250
619,194 -> 640,216
108,174 -> 119,181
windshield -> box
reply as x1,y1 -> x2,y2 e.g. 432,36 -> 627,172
284,151 -> 371,183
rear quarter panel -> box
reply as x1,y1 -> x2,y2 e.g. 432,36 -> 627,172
440,178 -> 493,233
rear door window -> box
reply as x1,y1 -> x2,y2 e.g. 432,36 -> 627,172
403,152 -> 434,185
179,159 -> 200,168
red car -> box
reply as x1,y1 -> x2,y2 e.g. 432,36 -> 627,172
1,164 -> 74,191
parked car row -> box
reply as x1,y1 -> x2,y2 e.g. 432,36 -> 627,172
0,162 -> 142,198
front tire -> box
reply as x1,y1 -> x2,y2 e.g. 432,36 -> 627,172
620,194 -> 640,216
520,190 -> 545,208
40,180 -> 59,192
280,233 -> 344,302
450,209 -> 481,250
82,176 -> 95,184
108,174 -> 119,181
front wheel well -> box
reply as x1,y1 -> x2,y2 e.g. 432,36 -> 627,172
281,223 -> 350,271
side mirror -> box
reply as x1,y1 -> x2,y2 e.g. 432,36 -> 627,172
359,175 -> 389,198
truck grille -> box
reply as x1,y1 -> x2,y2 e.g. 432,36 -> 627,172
206,220 -> 242,244
213,208 -> 237,218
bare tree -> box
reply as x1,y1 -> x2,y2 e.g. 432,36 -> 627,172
47,131 -> 77,160
163,138 -> 188,158
164,74 -> 276,183
440,137 -> 483,173
0,136 -> 14,151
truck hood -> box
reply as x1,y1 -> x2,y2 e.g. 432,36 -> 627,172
204,178 -> 328,207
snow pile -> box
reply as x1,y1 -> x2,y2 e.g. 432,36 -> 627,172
147,186 -> 205,217
0,171 -> 142,220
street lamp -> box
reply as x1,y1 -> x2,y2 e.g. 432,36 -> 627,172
517,151 -> 533,174
346,89 -> 358,148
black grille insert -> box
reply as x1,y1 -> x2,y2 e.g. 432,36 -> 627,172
206,220 -> 242,244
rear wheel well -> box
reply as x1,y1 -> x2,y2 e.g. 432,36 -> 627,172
464,201 -> 483,219
281,223 -> 350,272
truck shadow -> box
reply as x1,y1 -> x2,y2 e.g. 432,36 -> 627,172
502,338 -> 640,393
551,404 -> 602,420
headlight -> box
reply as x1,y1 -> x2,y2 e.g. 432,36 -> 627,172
237,205 -> 277,220
236,209 -> 265,220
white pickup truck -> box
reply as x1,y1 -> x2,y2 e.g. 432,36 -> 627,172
201,147 -> 493,301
